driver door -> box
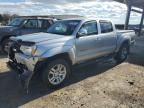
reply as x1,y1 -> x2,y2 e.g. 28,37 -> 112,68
76,21 -> 101,62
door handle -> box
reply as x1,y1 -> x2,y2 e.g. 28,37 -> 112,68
95,37 -> 102,41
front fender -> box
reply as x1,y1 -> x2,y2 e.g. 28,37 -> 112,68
41,46 -> 76,64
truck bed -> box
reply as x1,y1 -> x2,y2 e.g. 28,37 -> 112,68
117,30 -> 135,34
116,30 -> 136,37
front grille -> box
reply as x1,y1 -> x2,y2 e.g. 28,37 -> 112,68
8,39 -> 35,60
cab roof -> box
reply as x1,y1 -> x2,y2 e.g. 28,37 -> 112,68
14,16 -> 54,20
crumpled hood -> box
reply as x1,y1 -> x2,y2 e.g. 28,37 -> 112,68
15,32 -> 74,44
0,26 -> 17,32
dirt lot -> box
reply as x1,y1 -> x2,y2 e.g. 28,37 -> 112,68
0,37 -> 144,108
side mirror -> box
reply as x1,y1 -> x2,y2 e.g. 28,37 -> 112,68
77,28 -> 88,38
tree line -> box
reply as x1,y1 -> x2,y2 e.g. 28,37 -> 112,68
0,13 -> 18,25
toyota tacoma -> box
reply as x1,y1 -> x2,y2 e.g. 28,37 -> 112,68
7,18 -> 135,91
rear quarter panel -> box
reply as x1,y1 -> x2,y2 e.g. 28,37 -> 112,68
116,30 -> 135,52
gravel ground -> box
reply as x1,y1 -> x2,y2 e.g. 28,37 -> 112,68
0,37 -> 144,108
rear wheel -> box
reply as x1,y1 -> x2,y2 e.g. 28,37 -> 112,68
42,59 -> 71,88
114,43 -> 129,64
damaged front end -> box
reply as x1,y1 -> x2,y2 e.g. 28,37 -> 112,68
7,61 -> 33,93
7,39 -> 38,93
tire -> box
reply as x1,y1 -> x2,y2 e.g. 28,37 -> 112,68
114,43 -> 129,64
42,59 -> 71,88
1,38 -> 11,54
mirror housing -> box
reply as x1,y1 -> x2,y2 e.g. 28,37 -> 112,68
77,28 -> 87,38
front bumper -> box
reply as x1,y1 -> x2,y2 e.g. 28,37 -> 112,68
14,53 -> 38,72
7,53 -> 39,91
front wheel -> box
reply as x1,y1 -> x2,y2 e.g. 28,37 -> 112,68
114,43 -> 129,64
42,59 -> 71,88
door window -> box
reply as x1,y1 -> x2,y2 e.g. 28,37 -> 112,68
79,21 -> 98,36
38,20 -> 51,29
100,21 -> 113,33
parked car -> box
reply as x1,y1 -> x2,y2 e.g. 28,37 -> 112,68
0,17 -> 55,53
7,18 -> 135,91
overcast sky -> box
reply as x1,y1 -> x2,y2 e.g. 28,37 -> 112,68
0,0 -> 141,24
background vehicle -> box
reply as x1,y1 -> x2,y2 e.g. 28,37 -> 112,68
0,16 -> 55,53
7,18 -> 135,90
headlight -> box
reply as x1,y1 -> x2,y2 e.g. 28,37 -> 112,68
20,45 -> 39,56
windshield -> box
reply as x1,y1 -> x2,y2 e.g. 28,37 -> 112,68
8,18 -> 24,27
47,20 -> 81,35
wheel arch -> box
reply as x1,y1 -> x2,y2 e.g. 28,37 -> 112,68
34,52 -> 73,76
116,38 -> 130,53
122,40 -> 130,45
44,53 -> 73,65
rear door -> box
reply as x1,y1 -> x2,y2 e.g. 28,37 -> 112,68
98,20 -> 117,55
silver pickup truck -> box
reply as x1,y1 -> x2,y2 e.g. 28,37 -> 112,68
7,18 -> 135,90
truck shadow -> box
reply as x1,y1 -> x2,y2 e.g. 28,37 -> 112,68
0,60 -> 116,108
